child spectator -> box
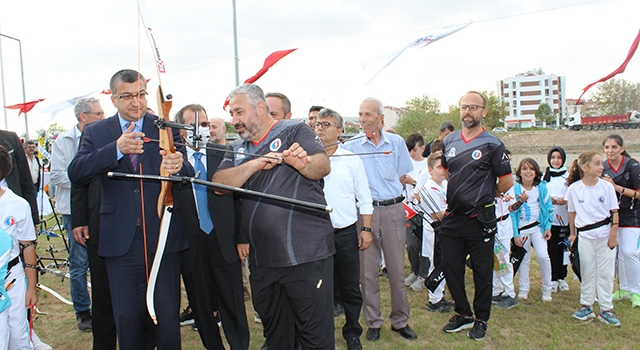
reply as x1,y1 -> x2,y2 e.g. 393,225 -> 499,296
566,151 -> 620,326
0,145 -> 39,347
511,158 -> 554,302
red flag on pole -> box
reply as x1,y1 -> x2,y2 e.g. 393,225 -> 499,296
577,29 -> 640,103
223,48 -> 297,110
4,99 -> 46,115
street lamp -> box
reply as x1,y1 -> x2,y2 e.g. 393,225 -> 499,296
0,33 -> 28,137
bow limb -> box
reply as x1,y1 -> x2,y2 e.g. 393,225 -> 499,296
146,84 -> 174,325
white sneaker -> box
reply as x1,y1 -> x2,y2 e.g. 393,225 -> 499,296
558,279 -> 569,292
518,291 -> 528,300
404,272 -> 418,286
409,276 -> 426,291
32,330 -> 53,350
551,281 -> 559,293
542,291 -> 553,302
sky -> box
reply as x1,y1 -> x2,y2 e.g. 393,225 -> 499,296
1,0 -> 639,138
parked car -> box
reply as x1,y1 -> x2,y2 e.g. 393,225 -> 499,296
492,127 -> 507,133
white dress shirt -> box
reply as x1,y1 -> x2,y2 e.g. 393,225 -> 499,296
324,146 -> 374,229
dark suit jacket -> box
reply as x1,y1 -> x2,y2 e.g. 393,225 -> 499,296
71,176 -> 102,246
176,143 -> 239,272
0,130 -> 39,224
68,113 -> 194,257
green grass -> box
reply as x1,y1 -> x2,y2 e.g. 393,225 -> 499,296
31,223 -> 640,350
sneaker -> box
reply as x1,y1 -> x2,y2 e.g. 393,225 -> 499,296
558,279 -> 569,292
598,310 -> 621,327
409,276 -> 426,291
381,267 -> 389,278
404,272 -> 418,286
254,313 -> 262,323
551,281 -> 559,293
496,296 -> 518,309
427,299 -> 454,313
76,310 -> 92,332
191,323 -> 198,331
467,319 -> 488,341
542,292 -> 553,302
613,289 -> 632,301
491,294 -> 504,304
443,314 -> 474,333
632,293 -> 640,308
572,305 -> 595,321
346,337 -> 362,350
32,330 -> 53,350
518,291 -> 528,300
180,307 -> 195,326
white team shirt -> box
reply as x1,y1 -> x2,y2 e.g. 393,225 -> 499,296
565,178 -> 619,240
324,146 -> 373,229
547,174 -> 569,226
0,189 -> 35,278
405,158 -> 427,197
495,187 -> 516,241
520,185 -> 540,227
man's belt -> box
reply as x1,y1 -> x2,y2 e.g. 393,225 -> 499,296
372,195 -> 405,207
8,256 -> 19,271
497,213 -> 510,222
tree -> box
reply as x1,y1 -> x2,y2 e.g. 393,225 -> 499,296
591,78 -> 640,115
395,94 -> 441,139
482,90 -> 508,130
535,103 -> 555,127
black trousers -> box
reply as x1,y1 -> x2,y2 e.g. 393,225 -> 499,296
251,257 -> 334,350
406,226 -> 430,278
548,225 -> 568,281
439,214 -> 494,322
87,243 -> 117,350
182,229 -> 250,350
333,224 -> 363,340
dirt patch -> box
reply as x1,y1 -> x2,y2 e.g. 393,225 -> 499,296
496,128 -> 640,155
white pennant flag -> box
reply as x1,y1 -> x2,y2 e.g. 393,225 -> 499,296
363,22 -> 472,86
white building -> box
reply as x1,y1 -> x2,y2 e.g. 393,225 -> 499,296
499,69 -> 566,128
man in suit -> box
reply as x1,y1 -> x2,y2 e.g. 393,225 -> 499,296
0,130 -> 39,225
72,173 -> 117,349
173,104 -> 249,349
68,69 -> 194,350
24,140 -> 41,192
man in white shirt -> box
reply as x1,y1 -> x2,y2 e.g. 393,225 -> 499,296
315,108 -> 373,350
50,97 -> 104,332
23,141 -> 40,191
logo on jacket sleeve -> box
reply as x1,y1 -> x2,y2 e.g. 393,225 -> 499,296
446,147 -> 456,158
270,138 -> 282,152
3,217 -> 16,228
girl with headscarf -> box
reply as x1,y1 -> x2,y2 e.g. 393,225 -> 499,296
544,146 -> 571,293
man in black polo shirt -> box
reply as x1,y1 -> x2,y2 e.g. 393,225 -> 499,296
213,84 -> 335,349
440,91 -> 513,341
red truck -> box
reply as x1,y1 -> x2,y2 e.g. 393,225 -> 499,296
564,111 -> 640,131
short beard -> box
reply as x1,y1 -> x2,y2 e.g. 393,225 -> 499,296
462,118 -> 481,128
237,112 -> 263,141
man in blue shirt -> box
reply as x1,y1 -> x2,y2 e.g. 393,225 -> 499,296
343,97 -> 416,342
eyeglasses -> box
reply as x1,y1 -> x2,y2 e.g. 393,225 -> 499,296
459,105 -> 485,111
314,121 -> 336,129
85,111 -> 105,117
114,91 -> 148,101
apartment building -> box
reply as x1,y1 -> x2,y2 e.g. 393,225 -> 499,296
499,69 -> 566,128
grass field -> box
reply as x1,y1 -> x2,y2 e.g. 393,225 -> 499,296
31,224 -> 639,350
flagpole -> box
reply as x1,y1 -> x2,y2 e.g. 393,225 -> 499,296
0,33 -> 27,137
0,31 -> 7,129
232,0 -> 240,86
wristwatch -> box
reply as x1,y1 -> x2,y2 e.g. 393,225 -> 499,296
361,226 -> 372,232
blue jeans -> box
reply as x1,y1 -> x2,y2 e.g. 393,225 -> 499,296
63,215 -> 91,314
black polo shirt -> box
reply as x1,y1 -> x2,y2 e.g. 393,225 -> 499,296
217,120 -> 334,267
603,156 -> 640,227
441,129 -> 511,216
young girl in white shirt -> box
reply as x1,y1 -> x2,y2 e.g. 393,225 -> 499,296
566,151 -> 620,326
511,158 -> 554,302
